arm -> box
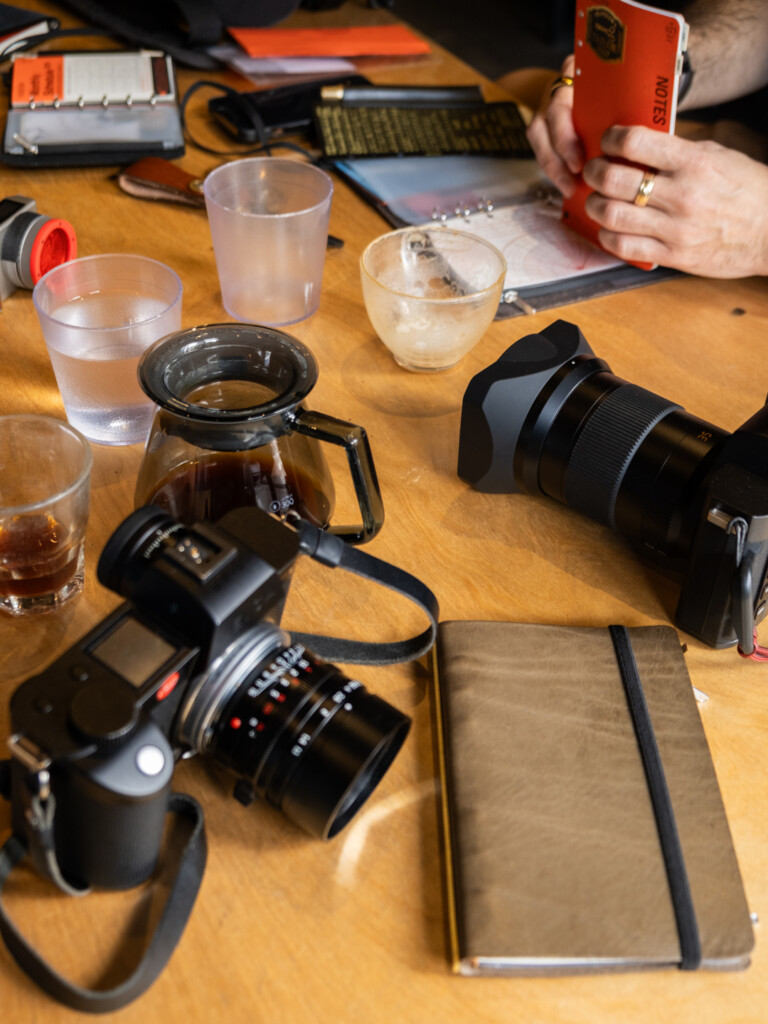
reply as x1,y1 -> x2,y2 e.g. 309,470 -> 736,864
681,0 -> 768,110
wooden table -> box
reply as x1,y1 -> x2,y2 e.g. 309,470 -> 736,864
1,3 -> 768,1022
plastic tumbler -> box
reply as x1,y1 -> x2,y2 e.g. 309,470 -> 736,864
32,254 -> 183,446
203,157 -> 333,326
0,415 -> 92,615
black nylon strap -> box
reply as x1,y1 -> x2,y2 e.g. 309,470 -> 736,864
293,521 -> 439,665
0,793 -> 207,1013
609,625 -> 702,970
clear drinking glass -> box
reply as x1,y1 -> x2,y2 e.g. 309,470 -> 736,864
33,254 -> 183,446
360,226 -> 506,372
0,414 -> 92,615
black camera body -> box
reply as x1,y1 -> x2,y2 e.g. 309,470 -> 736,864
0,195 -> 76,301
458,319 -> 768,651
8,505 -> 410,891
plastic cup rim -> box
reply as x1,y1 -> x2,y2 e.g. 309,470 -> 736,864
203,157 -> 334,219
32,253 -> 183,334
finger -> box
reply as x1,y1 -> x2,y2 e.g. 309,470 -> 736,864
599,124 -> 695,173
596,226 -> 670,268
548,98 -> 584,175
583,158 -> 665,208
527,115 -> 578,197
584,192 -> 670,237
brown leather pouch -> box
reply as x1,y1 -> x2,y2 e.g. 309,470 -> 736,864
117,156 -> 205,208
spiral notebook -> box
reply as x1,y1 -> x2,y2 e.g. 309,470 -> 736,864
2,50 -> 185,167
333,155 -> 680,317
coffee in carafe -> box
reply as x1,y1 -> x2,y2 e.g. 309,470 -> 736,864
134,324 -> 383,544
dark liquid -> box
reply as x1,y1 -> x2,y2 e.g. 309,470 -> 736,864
140,450 -> 333,527
0,513 -> 79,598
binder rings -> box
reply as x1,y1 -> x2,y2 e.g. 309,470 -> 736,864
563,0 -> 689,267
333,154 -> 680,316
2,50 -> 185,167
433,621 -> 755,974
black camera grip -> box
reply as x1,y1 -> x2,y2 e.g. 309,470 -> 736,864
0,792 -> 207,1014
293,407 -> 385,544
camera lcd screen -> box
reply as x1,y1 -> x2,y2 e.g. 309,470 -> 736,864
91,616 -> 177,688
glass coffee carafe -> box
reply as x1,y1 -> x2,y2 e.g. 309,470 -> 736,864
134,324 -> 384,544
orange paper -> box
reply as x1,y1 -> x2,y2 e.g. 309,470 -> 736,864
11,54 -> 63,105
562,0 -> 687,269
227,24 -> 430,58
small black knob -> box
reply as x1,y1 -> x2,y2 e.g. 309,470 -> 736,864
69,681 -> 138,750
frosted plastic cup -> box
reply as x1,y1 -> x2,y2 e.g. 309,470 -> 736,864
0,414 -> 92,616
32,254 -> 183,446
203,157 -> 333,326
360,226 -> 506,372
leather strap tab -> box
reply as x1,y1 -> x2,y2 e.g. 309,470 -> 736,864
117,157 -> 206,208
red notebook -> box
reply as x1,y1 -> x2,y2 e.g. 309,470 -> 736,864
562,0 -> 688,269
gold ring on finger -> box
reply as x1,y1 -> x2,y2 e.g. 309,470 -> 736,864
633,170 -> 657,207
549,75 -> 574,99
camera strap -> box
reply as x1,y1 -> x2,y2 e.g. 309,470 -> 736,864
294,520 -> 439,665
0,790 -> 207,1014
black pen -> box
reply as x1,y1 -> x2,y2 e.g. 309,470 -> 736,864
319,84 -> 484,108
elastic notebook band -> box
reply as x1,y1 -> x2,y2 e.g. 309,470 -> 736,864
608,625 -> 702,970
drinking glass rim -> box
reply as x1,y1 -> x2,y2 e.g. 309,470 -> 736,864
0,414 -> 92,516
360,226 -> 507,303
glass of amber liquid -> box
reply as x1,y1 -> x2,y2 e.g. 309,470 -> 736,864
0,415 -> 92,615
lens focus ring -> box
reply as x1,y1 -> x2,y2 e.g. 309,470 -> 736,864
564,383 -> 679,528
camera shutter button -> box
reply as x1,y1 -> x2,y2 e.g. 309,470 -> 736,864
69,681 -> 138,750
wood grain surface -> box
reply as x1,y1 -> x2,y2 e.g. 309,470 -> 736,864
1,3 -> 767,1023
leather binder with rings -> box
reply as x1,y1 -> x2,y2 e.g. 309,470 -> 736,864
2,50 -> 185,167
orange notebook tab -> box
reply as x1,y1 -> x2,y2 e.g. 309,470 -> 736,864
562,0 -> 688,269
228,25 -> 430,59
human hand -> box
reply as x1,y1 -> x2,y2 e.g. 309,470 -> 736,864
582,125 -> 768,278
525,55 -> 584,198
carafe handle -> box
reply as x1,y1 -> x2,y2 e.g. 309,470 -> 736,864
293,409 -> 384,544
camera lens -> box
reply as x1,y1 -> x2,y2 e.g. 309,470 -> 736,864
178,626 -> 410,839
459,320 -> 730,564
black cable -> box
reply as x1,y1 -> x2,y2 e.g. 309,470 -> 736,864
179,79 -> 319,160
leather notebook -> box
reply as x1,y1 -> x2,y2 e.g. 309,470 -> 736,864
433,621 -> 755,974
